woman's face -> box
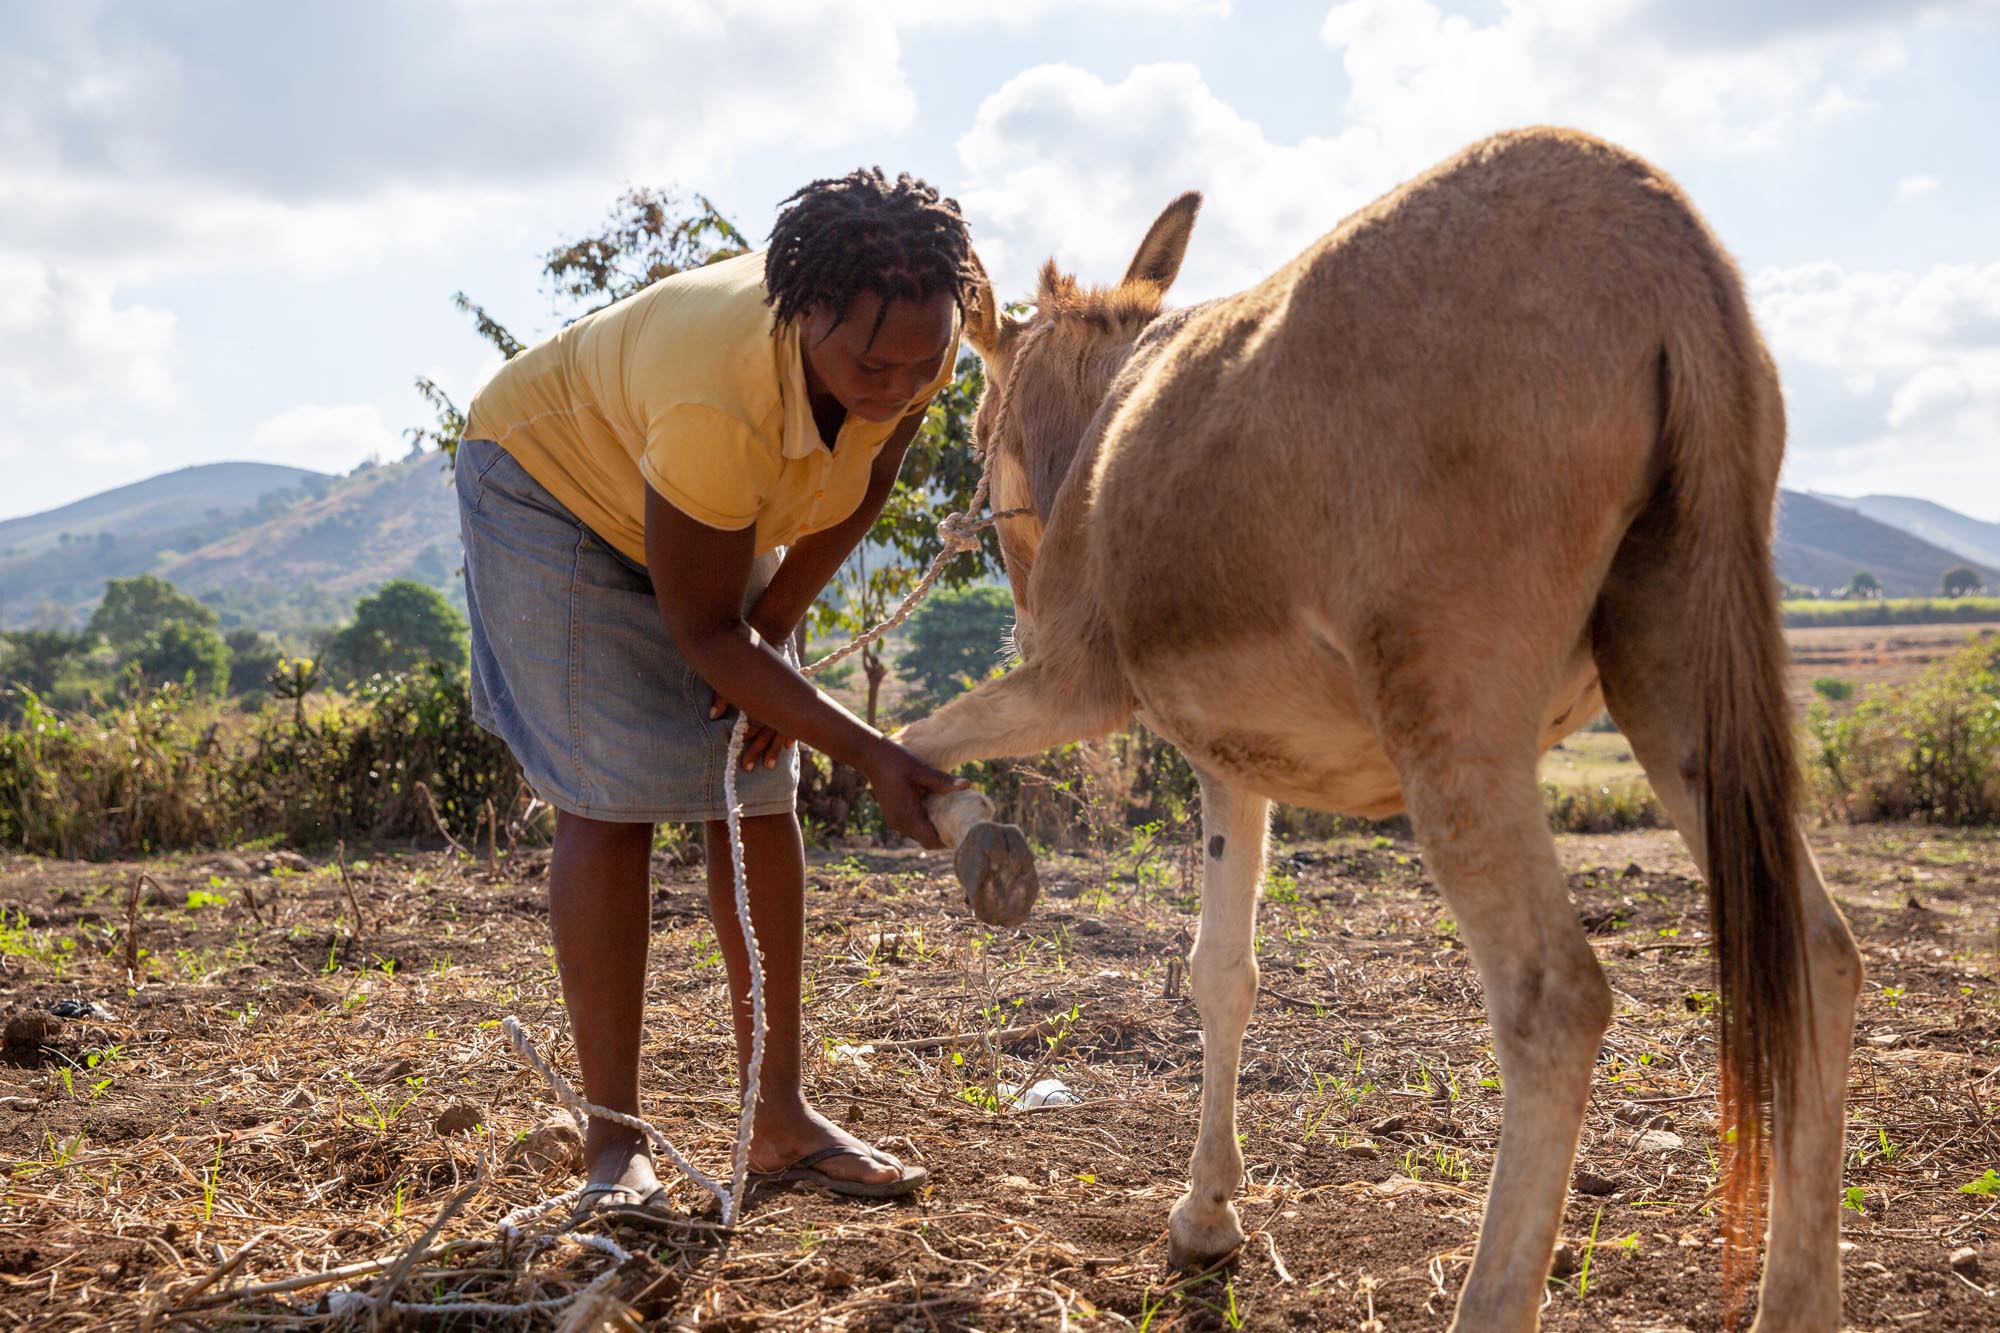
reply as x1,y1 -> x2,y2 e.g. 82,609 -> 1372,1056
801,290 -> 956,424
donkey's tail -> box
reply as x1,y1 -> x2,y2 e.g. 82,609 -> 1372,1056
1659,250 -> 1809,1319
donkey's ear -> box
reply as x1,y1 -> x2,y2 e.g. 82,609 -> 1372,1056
1120,191 -> 1202,291
962,249 -> 1004,359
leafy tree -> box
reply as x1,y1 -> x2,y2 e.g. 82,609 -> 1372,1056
1845,571 -> 1882,600
1943,565 -> 1983,598
895,584 -> 1015,706
88,575 -> 217,651
133,621 -> 230,696
325,580 -> 468,684
0,629 -> 89,697
224,628 -> 284,698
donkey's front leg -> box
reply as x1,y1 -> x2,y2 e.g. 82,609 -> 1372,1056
1167,772 -> 1272,1269
898,657 -> 1132,926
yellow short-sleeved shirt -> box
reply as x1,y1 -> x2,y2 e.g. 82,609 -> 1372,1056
464,251 -> 958,563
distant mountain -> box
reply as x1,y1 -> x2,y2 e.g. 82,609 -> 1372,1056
0,462 -> 327,629
159,452 -> 463,634
1774,490 -> 1990,597
0,454 -> 463,637
1812,493 -> 2000,573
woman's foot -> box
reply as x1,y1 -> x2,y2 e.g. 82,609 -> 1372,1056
748,1100 -> 921,1192
578,1122 -> 665,1211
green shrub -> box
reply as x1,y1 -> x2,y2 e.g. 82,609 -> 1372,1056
1808,639 -> 2000,825
0,666 -> 518,859
1812,676 -> 1855,703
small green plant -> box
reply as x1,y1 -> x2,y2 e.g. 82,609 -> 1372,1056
1880,984 -> 1905,1008
201,1140 -> 221,1224
1576,1203 -> 1606,1297
185,889 -> 229,910
1959,1169 -> 2000,1196
1842,1185 -> 1867,1214
340,1072 -> 425,1136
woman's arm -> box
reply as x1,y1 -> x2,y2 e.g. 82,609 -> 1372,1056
644,477 -> 961,846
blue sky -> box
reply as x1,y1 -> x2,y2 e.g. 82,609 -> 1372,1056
3,0 -> 1997,522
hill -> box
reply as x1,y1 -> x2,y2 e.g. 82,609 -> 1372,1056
0,462 -> 326,629
0,454 -> 462,637
158,452 -> 464,636
1813,493 -> 2000,574
1772,490 -> 1989,597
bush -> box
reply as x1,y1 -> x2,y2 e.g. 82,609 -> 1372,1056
1808,638 -> 2000,825
133,621 -> 231,697
0,666 -> 520,859
1812,676 -> 1854,703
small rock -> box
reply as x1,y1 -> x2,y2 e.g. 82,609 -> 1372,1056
1369,1115 -> 1408,1137
279,1086 -> 315,1110
1573,1169 -> 1625,1196
1612,1101 -> 1670,1128
1865,1031 -> 1901,1048
359,1057 -> 415,1085
3,1011 -> 62,1049
994,1174 -> 1036,1193
1620,862 -> 1644,880
1949,1246 -> 1980,1278
1633,1128 -> 1684,1154
0,1096 -> 42,1112
197,853 -> 253,878
509,1117 -> 584,1175
434,1102 -> 484,1137
1549,1242 -> 1580,1280
821,1264 -> 857,1290
1341,1139 -> 1380,1158
49,998 -> 114,1022
256,850 -> 312,874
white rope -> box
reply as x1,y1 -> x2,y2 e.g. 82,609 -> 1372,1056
459,434 -> 1024,1318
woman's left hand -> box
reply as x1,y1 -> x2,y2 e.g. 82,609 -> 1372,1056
711,694 -> 795,769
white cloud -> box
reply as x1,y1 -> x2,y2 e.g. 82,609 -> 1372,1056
958,63 -> 1390,299
0,432 -> 25,463
1317,0 -> 1913,168
1896,172 -> 1940,200
66,434 -> 154,469
0,257 -> 176,411
954,3 -> 1974,303
251,404 -> 402,472
1754,259 -> 2000,507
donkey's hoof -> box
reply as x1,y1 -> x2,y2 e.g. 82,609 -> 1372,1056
955,821 -> 1039,927
1165,1213 -> 1246,1272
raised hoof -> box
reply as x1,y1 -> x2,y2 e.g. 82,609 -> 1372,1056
954,821 -> 1039,927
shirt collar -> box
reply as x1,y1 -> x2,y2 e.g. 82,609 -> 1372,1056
778,322 -> 828,460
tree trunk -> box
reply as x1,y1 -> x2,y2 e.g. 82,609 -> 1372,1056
863,644 -> 886,729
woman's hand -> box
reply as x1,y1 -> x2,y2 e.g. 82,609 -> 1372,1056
710,693 -> 794,770
859,740 -> 968,848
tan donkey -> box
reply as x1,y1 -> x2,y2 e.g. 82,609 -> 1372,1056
902,128 -> 1861,1331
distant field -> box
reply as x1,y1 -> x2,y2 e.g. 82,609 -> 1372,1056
1538,727 -> 1647,792
1782,595 -> 2000,627
1785,620 -> 1999,709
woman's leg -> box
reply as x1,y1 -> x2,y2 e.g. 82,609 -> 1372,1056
549,810 -> 663,1201
705,811 -> 901,1184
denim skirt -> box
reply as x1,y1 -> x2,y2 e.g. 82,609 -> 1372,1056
456,438 -> 799,824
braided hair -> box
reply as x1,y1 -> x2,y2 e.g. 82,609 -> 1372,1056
764,168 -> 977,347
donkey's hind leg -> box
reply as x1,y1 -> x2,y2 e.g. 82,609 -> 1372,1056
1594,523 -> 1859,1332
1374,696 -> 1611,1331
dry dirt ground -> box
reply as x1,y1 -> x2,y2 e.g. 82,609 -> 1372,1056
2,823 -> 1997,1331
